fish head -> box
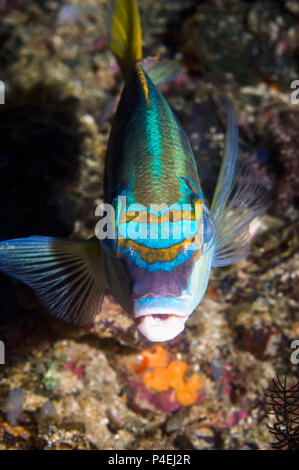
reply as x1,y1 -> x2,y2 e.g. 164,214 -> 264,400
101,199 -> 216,342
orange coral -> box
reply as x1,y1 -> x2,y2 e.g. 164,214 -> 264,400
143,367 -> 171,391
175,382 -> 198,406
132,347 -> 204,407
141,356 -> 203,406
131,355 -> 149,374
175,374 -> 203,406
167,360 -> 188,389
142,345 -> 168,368
131,345 -> 168,374
207,284 -> 217,299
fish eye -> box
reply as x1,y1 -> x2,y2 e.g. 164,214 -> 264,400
202,205 -> 216,250
129,246 -> 136,256
184,233 -> 200,252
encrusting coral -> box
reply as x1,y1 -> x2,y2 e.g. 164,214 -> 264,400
132,346 -> 204,407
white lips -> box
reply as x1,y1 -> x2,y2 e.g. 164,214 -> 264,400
137,314 -> 187,342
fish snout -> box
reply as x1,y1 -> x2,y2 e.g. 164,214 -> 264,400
137,314 -> 188,342
133,295 -> 192,342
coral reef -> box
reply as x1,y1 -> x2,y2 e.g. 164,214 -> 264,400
267,111 -> 299,214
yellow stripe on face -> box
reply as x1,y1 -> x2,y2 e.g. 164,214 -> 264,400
195,199 -> 203,220
194,199 -> 204,250
119,209 -> 196,224
117,234 -> 201,263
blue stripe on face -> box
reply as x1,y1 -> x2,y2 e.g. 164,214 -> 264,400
118,219 -> 198,246
120,247 -> 195,273
134,295 -> 192,315
117,202 -> 199,247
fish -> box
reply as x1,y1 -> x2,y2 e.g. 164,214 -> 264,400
0,0 -> 270,342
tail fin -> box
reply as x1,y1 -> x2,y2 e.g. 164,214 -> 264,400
108,0 -> 142,77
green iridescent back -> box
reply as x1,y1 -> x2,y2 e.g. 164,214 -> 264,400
104,67 -> 202,207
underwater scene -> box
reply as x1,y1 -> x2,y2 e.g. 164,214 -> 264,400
0,0 -> 298,451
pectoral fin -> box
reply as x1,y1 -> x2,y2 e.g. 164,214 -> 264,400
212,166 -> 271,266
0,236 -> 106,325
211,106 -> 271,267
142,57 -> 181,85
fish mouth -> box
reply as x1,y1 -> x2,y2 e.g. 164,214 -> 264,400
133,295 -> 192,319
134,311 -> 187,319
137,313 -> 186,322
137,313 -> 188,342
133,295 -> 191,342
